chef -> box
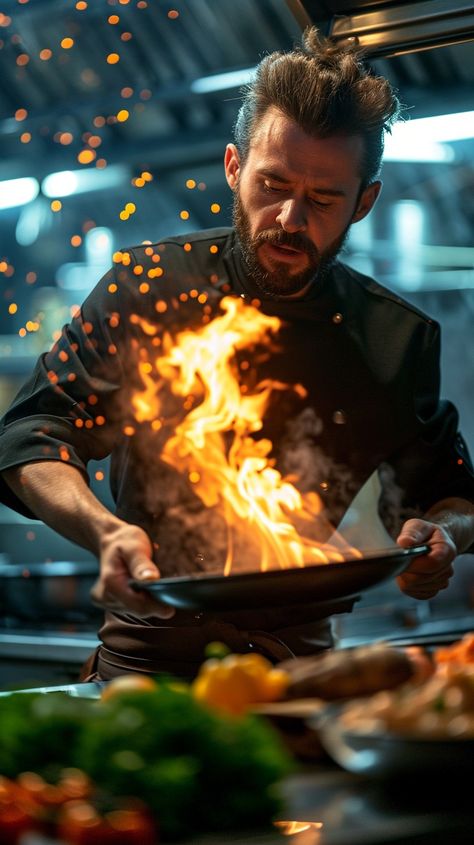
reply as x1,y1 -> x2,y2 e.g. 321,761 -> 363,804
1,28 -> 473,679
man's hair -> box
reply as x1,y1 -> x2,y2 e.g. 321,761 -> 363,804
234,27 -> 401,187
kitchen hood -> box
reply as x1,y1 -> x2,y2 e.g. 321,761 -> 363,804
287,1 -> 474,56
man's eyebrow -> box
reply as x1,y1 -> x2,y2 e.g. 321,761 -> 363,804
258,168 -> 346,197
259,168 -> 290,184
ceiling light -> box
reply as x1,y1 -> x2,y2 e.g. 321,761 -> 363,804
384,139 -> 455,163
0,177 -> 39,210
41,165 -> 128,198
384,110 -> 474,162
191,67 -> 256,94
394,111 -> 474,143
42,171 -> 79,197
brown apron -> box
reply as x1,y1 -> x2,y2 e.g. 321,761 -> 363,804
80,599 -> 352,681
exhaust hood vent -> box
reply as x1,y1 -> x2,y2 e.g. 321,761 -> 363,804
287,1 -> 474,56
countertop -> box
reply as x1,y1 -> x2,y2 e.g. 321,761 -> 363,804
3,682 -> 474,845
278,769 -> 474,844
11,769 -> 474,845
0,628 -> 99,663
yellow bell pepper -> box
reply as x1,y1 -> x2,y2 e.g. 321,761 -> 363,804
192,652 -> 289,716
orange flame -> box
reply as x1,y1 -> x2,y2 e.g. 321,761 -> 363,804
132,361 -> 163,422
132,296 -> 359,573
274,820 -> 323,843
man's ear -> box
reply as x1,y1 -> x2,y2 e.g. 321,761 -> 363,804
224,143 -> 241,190
352,180 -> 382,223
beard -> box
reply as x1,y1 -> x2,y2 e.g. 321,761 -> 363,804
233,188 -> 350,298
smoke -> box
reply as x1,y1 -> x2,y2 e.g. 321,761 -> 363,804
277,409 -> 420,552
278,407 -> 361,531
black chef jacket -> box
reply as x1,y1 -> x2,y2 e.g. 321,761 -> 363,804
1,228 -> 473,676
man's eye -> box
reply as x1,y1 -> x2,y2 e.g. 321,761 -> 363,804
263,182 -> 285,193
309,196 -> 331,208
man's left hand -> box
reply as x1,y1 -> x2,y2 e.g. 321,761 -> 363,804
396,518 -> 457,599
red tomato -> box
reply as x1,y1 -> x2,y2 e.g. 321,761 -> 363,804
0,803 -> 36,844
106,808 -> 158,844
57,800 -> 115,845
58,802 -> 159,844
58,768 -> 94,801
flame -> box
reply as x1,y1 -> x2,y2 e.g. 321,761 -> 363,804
132,296 -> 360,573
132,360 -> 163,422
274,821 -> 323,843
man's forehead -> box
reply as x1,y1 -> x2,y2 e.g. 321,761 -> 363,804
247,107 -> 364,186
250,107 -> 303,146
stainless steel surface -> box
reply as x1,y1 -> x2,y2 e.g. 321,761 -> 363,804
0,680 -> 103,698
338,613 -> 474,650
297,0 -> 474,56
0,561 -> 99,577
0,630 -> 99,664
0,560 -> 101,622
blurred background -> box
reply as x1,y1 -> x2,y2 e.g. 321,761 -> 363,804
0,0 -> 473,685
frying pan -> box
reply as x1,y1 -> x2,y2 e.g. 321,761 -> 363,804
131,545 -> 429,612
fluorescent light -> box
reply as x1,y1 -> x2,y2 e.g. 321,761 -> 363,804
56,263 -> 106,291
191,66 -> 256,94
392,200 -> 425,290
384,139 -> 455,162
42,171 -> 79,198
384,110 -> 474,162
396,110 -> 474,143
0,177 -> 39,210
41,165 -> 128,198
85,226 -> 114,264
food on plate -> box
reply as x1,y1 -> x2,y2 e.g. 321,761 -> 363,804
279,643 -> 431,701
434,632 -> 474,666
334,663 -> 474,738
192,651 -> 290,715
191,644 -> 434,759
100,673 -> 158,701
189,644 -> 432,760
251,698 -> 328,761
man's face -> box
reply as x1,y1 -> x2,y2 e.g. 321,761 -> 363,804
225,107 -> 380,298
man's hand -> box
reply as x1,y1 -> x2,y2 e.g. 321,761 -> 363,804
2,461 -> 176,620
396,518 -> 457,600
90,522 -> 176,619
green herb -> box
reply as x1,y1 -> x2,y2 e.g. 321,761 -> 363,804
0,682 -> 292,840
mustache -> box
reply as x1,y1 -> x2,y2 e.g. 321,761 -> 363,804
253,228 -> 319,261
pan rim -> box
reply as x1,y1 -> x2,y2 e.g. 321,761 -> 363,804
140,544 -> 429,588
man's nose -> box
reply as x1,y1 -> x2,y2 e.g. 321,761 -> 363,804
276,198 -> 307,233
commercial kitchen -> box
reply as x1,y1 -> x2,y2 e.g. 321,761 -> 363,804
0,1 -> 473,843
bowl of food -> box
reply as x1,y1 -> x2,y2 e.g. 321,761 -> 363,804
313,659 -> 474,777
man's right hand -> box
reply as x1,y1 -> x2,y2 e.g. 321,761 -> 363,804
91,521 -> 176,618
2,462 -> 175,620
